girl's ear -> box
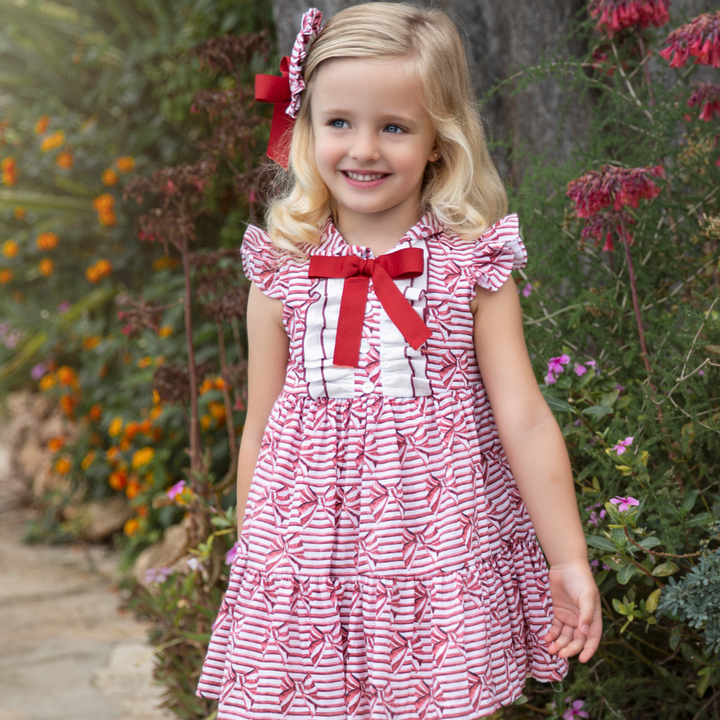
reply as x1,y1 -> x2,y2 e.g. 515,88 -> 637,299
429,146 -> 441,162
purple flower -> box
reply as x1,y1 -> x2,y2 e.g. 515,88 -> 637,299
575,364 -> 587,376
225,541 -> 239,566
545,354 -> 570,384
145,566 -> 171,584
31,363 -> 47,380
564,699 -> 590,720
57,301 -> 71,313
698,369 -> 705,376
612,436 -> 634,455
3,329 -> 22,349
588,509 -> 607,526
167,480 -> 186,499
0,321 -> 10,338
615,382 -> 625,393
522,282 -> 533,297
590,559 -> 599,567
610,496 -> 640,512
187,557 -> 204,572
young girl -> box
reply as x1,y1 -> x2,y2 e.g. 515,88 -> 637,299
197,4 -> 602,718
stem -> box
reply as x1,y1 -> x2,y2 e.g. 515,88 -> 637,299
619,217 -> 652,375
180,225 -> 201,473
636,32 -> 655,106
216,321 -> 237,459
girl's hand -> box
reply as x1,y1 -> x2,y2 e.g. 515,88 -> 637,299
544,561 -> 602,663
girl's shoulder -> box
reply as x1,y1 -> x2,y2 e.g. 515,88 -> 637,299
240,224 -> 294,301
432,213 -> 527,294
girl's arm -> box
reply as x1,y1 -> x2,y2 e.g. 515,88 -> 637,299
471,280 -> 602,663
236,282 -> 289,534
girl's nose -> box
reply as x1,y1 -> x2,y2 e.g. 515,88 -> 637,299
349,130 -> 380,163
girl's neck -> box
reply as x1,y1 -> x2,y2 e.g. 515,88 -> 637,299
334,202 -> 423,256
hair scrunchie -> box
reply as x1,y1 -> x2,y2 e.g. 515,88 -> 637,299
287,8 -> 324,119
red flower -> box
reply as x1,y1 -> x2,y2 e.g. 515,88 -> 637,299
688,84 -> 720,121
589,0 -> 670,37
660,12 -> 720,68
566,165 -> 662,251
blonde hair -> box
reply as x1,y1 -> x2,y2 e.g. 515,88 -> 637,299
267,2 -> 508,253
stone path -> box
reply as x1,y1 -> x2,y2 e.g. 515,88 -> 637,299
0,433 -> 173,720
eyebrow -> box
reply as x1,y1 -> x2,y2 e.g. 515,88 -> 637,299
317,109 -> 419,126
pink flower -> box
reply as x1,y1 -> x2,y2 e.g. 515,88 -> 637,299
564,698 -> 590,719
688,84 -> 720,121
522,282 -> 533,297
660,12 -> 720,68
611,495 -> 640,512
545,354 -> 570,384
586,502 -> 607,526
575,364 -> 588,376
589,0 -> 670,38
613,436 -> 634,455
567,166 -> 662,252
225,541 -> 239,565
167,480 -> 186,499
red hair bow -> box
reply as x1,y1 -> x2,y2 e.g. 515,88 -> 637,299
255,56 -> 293,169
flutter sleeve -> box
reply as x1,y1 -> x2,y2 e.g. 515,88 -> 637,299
240,225 -> 287,301
462,213 -> 527,292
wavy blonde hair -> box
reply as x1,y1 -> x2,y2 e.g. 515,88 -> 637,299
266,2 -> 508,254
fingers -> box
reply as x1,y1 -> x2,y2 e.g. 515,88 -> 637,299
546,592 -> 603,662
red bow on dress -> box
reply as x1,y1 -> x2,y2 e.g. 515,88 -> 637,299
255,57 -> 293,169
308,248 -> 432,368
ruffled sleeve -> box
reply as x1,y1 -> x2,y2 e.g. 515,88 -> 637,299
462,213 -> 527,292
240,225 -> 287,301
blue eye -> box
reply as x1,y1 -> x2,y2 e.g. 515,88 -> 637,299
330,119 -> 348,128
385,124 -> 404,134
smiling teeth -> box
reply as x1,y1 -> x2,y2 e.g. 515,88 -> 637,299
345,172 -> 385,181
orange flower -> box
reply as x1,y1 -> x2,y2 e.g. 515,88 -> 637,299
54,456 -> 72,475
36,232 -> 58,251
131,447 -> 154,469
124,421 -> 141,442
2,240 -> 18,258
81,450 -> 96,470
137,356 -> 153,369
136,504 -> 149,518
92,194 -> 114,213
101,168 -> 119,186
47,436 -> 65,452
56,151 -> 74,169
83,336 -> 101,350
158,325 -> 173,338
98,210 -> 116,227
116,156 -> 135,173
152,256 -> 178,271
215,377 -> 227,390
38,258 -> 54,276
34,116 -> 50,134
200,414 -> 211,431
40,130 -> 64,152
208,401 -> 226,423
108,417 -> 123,437
123,517 -> 139,536
106,446 -> 121,464
199,378 -> 214,394
0,269 -> 13,284
150,405 -> 163,421
109,467 -> 128,490
13,207 -> 25,219
86,258 -> 112,282
39,374 -> 56,391
57,365 -> 77,386
125,477 -> 141,499
89,403 -> 104,422
119,437 -> 131,452
59,394 -> 76,417
152,390 -> 161,405
138,419 -> 152,435
2,157 -> 18,186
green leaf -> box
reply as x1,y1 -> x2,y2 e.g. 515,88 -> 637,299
0,188 -> 93,213
704,344 -> 720,355
586,535 -> 617,552
542,393 -> 574,413
652,562 -> 679,577
618,563 -> 639,584
669,631 -> 681,651
582,405 -> 613,416
612,598 -> 627,614
681,490 -> 699,515
600,389 -> 620,407
646,588 -> 662,613
686,512 -> 712,528
638,536 -> 662,549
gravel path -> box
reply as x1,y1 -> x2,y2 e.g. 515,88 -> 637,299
0,433 -> 173,720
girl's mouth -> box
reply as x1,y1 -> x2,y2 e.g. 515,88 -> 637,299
341,171 -> 389,187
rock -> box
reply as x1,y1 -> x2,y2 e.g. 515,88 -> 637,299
134,516 -> 196,586
62,496 -> 132,542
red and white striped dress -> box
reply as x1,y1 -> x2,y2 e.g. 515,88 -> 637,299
197,213 -> 569,719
